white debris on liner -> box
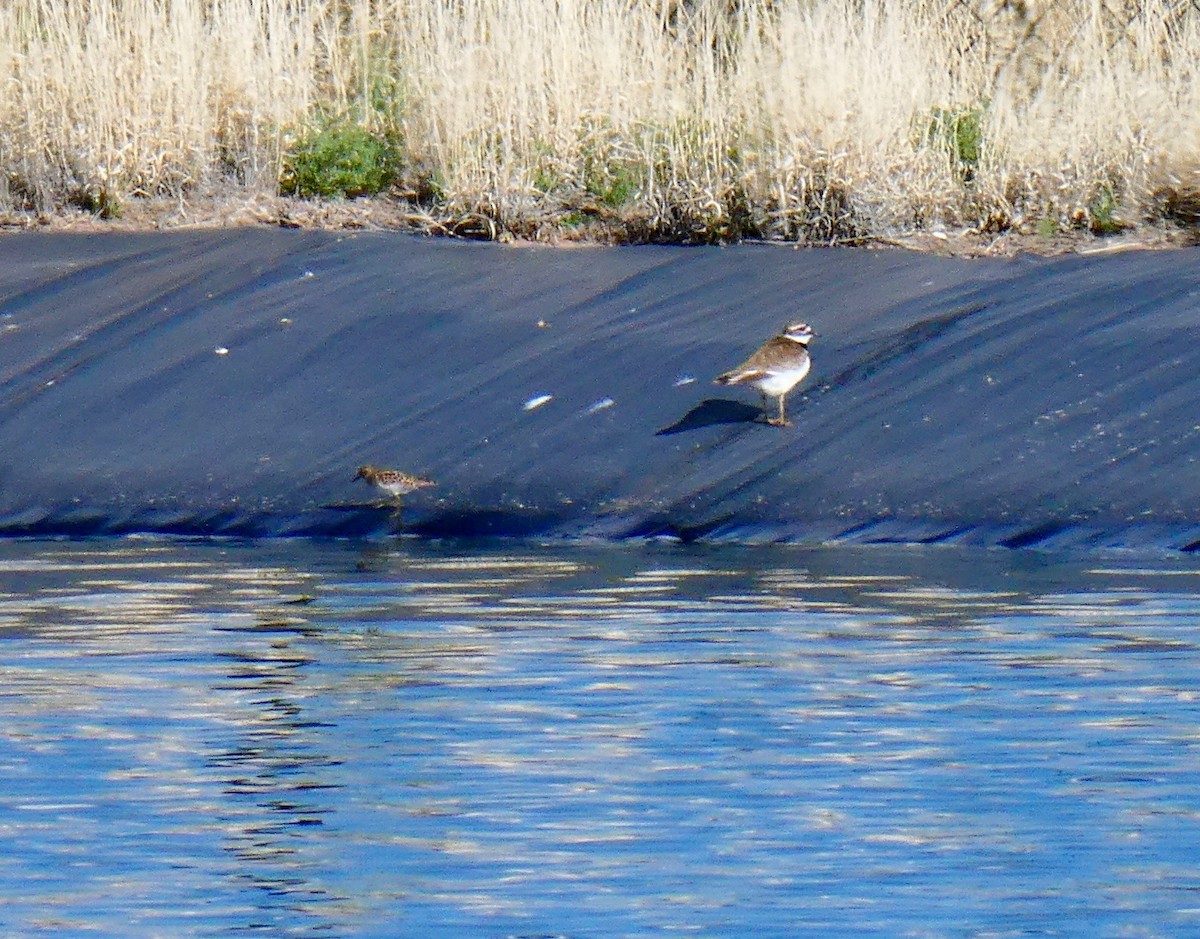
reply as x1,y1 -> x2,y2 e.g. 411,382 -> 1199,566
586,397 -> 615,414
674,374 -> 695,386
523,394 -> 553,411
214,346 -> 230,356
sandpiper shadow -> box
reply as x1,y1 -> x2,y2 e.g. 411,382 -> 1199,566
655,398 -> 765,436
320,500 -> 409,535
322,500 -> 402,509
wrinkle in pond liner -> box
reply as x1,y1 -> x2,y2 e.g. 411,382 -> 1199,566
3,230 -> 1200,548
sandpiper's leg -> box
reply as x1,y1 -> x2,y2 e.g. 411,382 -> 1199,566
759,391 -> 769,422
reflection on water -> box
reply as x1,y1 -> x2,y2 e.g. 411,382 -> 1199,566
1,539 -> 1200,936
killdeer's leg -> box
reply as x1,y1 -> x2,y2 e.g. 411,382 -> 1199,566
773,394 -> 790,427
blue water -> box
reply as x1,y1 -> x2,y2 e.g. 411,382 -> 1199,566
2,539 -> 1200,937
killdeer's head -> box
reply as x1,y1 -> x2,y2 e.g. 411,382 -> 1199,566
782,322 -> 815,345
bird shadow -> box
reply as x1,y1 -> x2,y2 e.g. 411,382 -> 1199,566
655,398 -> 765,436
321,500 -> 402,511
321,500 -> 408,533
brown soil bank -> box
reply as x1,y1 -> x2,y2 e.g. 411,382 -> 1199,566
2,230 -> 1199,550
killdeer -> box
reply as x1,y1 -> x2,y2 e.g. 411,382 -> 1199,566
714,322 -> 815,426
354,465 -> 436,506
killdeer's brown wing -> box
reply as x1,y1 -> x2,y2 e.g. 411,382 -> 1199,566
716,335 -> 800,384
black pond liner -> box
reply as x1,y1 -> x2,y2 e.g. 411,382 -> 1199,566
2,229 -> 1199,550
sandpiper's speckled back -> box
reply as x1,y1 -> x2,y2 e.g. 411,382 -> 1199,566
355,465 -> 436,498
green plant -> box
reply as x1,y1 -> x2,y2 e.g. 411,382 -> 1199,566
1036,214 -> 1059,238
280,118 -> 401,198
70,185 -> 122,219
920,102 -> 986,179
1087,184 -> 1122,234
533,166 -> 560,194
583,159 -> 640,208
598,165 -> 639,208
411,168 -> 445,206
576,122 -> 642,210
528,137 -> 560,195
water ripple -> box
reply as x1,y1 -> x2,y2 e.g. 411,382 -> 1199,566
1,541 -> 1200,935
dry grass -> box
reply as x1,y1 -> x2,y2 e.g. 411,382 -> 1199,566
2,0 -> 1199,247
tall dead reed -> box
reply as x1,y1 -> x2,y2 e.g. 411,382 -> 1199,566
2,0 -> 1197,242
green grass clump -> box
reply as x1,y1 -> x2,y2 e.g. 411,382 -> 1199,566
280,119 -> 402,198
70,185 -> 121,219
580,133 -> 641,209
1086,185 -> 1123,234
920,103 -> 987,180
592,165 -> 639,208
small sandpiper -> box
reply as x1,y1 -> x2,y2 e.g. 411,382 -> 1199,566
714,322 -> 815,427
354,465 -> 436,507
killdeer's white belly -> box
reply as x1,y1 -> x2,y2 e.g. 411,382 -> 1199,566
755,361 -> 810,397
